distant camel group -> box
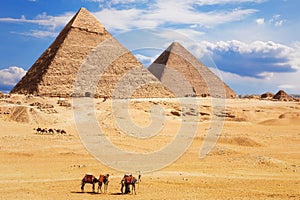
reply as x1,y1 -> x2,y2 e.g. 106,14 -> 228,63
33,127 -> 67,135
81,173 -> 140,195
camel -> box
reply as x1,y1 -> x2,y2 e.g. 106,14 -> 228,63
81,174 -> 99,193
40,128 -> 48,134
48,128 -> 54,134
55,129 -> 61,134
33,127 -> 42,134
98,174 -> 110,193
120,174 -> 138,195
54,129 -> 66,134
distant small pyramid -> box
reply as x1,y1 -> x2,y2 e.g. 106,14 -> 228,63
148,42 -> 236,98
11,8 -> 173,98
273,90 -> 293,101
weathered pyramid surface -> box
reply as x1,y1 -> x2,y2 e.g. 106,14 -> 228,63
273,90 -> 293,101
11,8 -> 173,98
148,42 -> 236,98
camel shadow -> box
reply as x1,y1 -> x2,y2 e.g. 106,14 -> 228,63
70,191 -> 100,195
110,192 -> 123,195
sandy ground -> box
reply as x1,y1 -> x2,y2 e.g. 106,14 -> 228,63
0,95 -> 299,199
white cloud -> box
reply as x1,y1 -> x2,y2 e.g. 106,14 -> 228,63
0,66 -> 27,86
93,8 -> 153,30
0,11 -> 74,29
195,0 -> 267,6
278,84 -> 296,89
201,40 -> 299,81
204,40 -> 293,56
0,0 -> 259,36
135,54 -> 156,64
12,30 -> 58,38
210,67 -> 300,94
289,42 -> 300,70
256,18 -> 265,25
96,7 -> 257,31
202,40 -> 300,94
175,29 -> 205,39
275,20 -> 285,27
269,14 -> 286,27
111,0 -> 148,4
256,72 -> 274,80
86,0 -> 267,5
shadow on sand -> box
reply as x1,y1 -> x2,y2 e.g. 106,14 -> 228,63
71,191 -> 128,196
71,191 -> 127,196
70,191 -> 100,195
110,192 -> 124,195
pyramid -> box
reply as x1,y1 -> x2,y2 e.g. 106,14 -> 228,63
148,42 -> 236,98
273,90 -> 293,101
11,8 -> 173,99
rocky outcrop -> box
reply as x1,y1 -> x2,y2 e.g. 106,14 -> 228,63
261,92 -> 274,99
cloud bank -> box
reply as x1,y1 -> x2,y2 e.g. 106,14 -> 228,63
203,40 -> 298,78
0,66 -> 26,92
0,0 -> 261,37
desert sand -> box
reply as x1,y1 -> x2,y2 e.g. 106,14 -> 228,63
0,95 -> 299,199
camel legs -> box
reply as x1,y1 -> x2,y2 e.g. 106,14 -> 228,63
125,184 -> 131,194
98,182 -> 103,193
81,181 -> 85,192
132,184 -> 136,195
104,183 -> 108,193
92,183 -> 95,193
120,183 -> 124,193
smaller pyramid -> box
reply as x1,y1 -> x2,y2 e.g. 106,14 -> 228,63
148,42 -> 236,98
273,90 -> 293,101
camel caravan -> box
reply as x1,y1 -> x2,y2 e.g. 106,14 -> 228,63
33,127 -> 67,135
80,173 -> 141,195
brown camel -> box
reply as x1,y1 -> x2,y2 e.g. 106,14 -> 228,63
81,174 -> 99,193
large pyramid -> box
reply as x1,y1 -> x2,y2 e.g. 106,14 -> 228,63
11,8 -> 173,98
148,42 -> 236,98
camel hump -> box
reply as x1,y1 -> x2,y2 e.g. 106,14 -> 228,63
85,174 -> 95,183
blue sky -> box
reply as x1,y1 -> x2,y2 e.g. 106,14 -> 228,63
0,0 -> 299,94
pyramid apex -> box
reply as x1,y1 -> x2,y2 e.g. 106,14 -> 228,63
78,7 -> 87,11
171,41 -> 181,46
70,7 -> 105,34
167,41 -> 185,52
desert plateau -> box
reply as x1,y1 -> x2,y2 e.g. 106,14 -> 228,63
0,94 -> 299,199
